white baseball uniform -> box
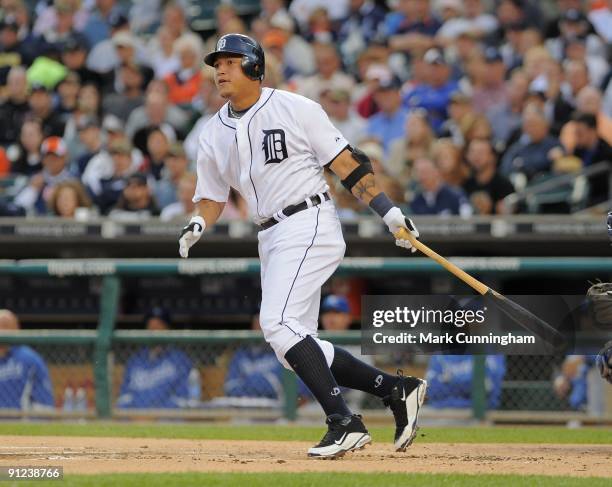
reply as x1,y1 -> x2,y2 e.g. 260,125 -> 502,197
194,87 -> 349,368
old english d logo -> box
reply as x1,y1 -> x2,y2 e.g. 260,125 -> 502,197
262,129 -> 288,165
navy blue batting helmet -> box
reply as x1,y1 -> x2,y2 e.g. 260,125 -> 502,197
204,33 -> 265,81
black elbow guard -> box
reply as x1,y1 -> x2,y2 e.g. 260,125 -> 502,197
341,146 -> 374,191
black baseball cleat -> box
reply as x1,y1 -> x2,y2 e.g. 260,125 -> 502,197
307,414 -> 371,458
383,371 -> 427,452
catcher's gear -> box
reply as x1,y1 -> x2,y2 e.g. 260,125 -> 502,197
587,282 -> 612,329
204,33 -> 265,81
596,340 -> 612,384
178,216 -> 205,259
383,207 -> 420,253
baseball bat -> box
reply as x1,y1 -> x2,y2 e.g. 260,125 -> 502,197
394,228 -> 566,350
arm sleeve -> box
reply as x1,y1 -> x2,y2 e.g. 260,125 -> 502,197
193,135 -> 230,204
300,100 -> 349,167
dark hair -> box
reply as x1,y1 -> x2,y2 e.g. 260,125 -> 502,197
571,111 -> 597,129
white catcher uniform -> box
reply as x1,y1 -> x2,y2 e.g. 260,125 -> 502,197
194,87 -> 349,368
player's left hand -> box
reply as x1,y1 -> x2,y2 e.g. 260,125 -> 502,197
596,340 -> 612,384
383,207 -> 420,253
179,216 -> 205,258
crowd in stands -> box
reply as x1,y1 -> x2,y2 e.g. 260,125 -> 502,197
0,0 -> 611,220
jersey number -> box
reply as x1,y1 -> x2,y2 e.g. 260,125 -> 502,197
262,129 -> 288,165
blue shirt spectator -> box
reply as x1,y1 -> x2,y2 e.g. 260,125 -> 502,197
500,105 -> 563,179
383,0 -> 441,38
116,346 -> 192,408
224,345 -> 284,399
410,156 -> 473,216
82,2 -> 125,47
426,355 -> 506,409
0,310 -> 54,410
403,49 -> 458,133
366,76 -> 409,155
116,307 -> 194,409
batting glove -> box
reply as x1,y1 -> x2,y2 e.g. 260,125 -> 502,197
596,340 -> 612,384
383,207 -> 420,253
179,216 -> 205,258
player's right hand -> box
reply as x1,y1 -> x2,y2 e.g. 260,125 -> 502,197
383,207 -> 420,253
178,216 -> 205,258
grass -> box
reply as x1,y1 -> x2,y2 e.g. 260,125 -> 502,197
0,422 -> 610,444
11,472 -> 612,487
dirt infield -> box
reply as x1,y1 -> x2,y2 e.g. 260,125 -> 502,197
0,435 -> 610,478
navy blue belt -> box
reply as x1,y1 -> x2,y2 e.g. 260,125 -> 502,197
260,192 -> 330,230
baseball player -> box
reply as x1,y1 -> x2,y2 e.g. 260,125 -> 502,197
179,34 -> 427,458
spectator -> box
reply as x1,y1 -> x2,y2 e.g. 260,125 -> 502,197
224,312 -> 285,401
486,69 -> 529,149
154,142 -> 189,209
337,0 -> 386,68
108,172 -> 159,221
33,0 -> 83,54
319,87 -> 366,145
563,60 -> 590,111
569,112 -> 612,205
436,0 -> 498,44
560,86 -> 612,153
86,11 -> 149,75
553,355 -> 599,411
387,108 -> 434,184
0,15 -> 29,84
14,136 -> 75,214
60,34 -> 103,89
289,0 -> 350,32
426,355 -> 506,409
410,156 -> 472,216
293,42 -> 355,103
62,82 -> 101,160
72,115 -> 103,176
385,0 -> 440,56
439,90 -> 475,147
82,0 -> 124,47
403,48 -> 458,133
140,125 -> 174,180
432,137 -> 469,188
26,82 -> 65,137
546,9 -> 606,76
148,25 -> 180,80
501,104 -> 564,180
92,137 -> 135,214
102,62 -> 145,122
56,70 -> 81,119
0,309 -> 54,411
472,47 -> 509,115
562,35 -> 608,89
266,11 -> 316,78
160,172 -> 197,221
366,75 -> 409,156
303,7 -> 337,44
116,307 -> 194,409
0,65 -> 30,146
47,179 -> 92,218
588,0 -> 612,43
463,138 -> 514,215
163,36 -> 202,106
125,85 -> 188,142
7,118 -> 44,176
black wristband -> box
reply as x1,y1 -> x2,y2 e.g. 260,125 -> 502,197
369,192 -> 394,218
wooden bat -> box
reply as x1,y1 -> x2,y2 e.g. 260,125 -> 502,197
394,228 -> 566,350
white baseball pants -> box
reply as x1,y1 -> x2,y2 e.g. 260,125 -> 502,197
258,199 -> 345,369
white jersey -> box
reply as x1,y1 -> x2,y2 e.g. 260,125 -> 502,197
193,87 -> 348,224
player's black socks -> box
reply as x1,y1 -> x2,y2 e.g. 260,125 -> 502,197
284,336 -> 351,417
331,346 -> 414,398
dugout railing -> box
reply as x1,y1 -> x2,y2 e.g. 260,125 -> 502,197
0,258 -> 611,423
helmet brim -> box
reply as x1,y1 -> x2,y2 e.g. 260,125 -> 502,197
203,50 -> 247,67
